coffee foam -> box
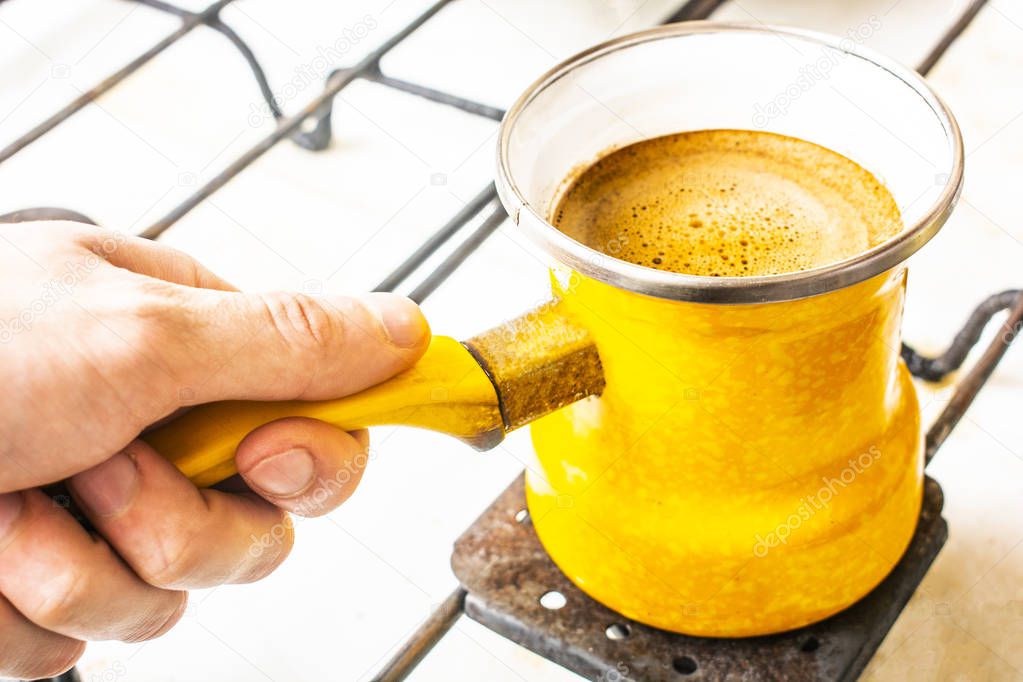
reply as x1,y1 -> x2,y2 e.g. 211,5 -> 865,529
552,129 -> 902,277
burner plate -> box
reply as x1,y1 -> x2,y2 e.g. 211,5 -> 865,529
452,474 -> 946,681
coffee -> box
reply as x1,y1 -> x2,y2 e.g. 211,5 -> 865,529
552,129 -> 902,277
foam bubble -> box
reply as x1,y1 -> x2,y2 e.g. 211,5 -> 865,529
552,130 -> 902,277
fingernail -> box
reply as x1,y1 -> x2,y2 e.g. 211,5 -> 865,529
360,293 -> 430,348
70,451 -> 139,517
0,492 -> 23,537
246,448 -> 316,497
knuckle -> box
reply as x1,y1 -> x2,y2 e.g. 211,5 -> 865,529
123,279 -> 186,327
29,565 -> 90,630
258,292 -> 340,354
170,248 -> 206,288
85,277 -> 184,344
137,524 -> 208,589
63,219 -> 110,241
80,280 -> 189,395
68,223 -> 124,256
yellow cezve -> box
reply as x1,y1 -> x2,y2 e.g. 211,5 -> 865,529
525,129 -> 921,636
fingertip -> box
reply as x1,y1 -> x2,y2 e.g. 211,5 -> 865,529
357,292 -> 431,352
68,450 -> 140,519
241,448 -> 317,499
126,590 -> 189,643
236,418 -> 369,516
232,508 -> 294,584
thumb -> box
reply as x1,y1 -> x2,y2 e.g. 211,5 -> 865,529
165,290 -> 430,405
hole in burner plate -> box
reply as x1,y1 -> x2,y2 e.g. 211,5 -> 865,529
673,656 -> 698,675
800,636 -> 820,653
514,509 -> 529,523
539,591 -> 566,610
605,623 -> 630,640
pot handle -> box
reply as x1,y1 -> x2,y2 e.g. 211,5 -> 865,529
143,301 -> 603,487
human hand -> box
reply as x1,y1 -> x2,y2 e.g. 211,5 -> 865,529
0,221 -> 429,678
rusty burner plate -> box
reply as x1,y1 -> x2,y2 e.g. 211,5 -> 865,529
451,474 -> 946,682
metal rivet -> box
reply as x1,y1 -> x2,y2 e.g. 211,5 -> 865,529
539,591 -> 566,610
605,623 -> 630,640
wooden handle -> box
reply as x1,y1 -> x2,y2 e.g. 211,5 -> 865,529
143,336 -> 504,487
